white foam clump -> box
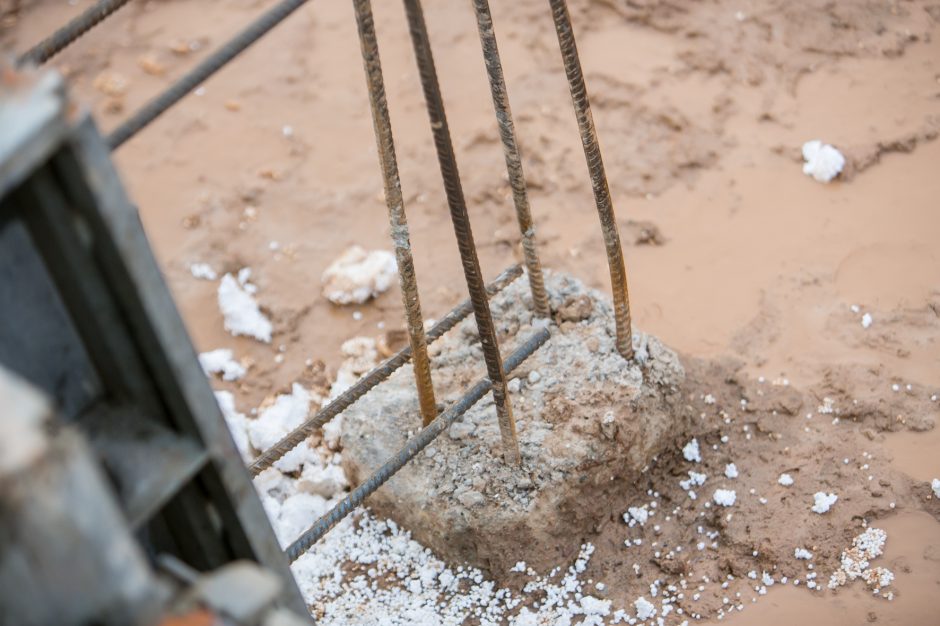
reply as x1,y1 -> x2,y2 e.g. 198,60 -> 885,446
811,491 -> 838,514
724,463 -> 739,479
634,596 -> 656,621
321,245 -> 397,305
802,140 -> 845,183
217,272 -> 273,342
861,312 -> 873,329
624,505 -> 650,527
680,471 -> 707,491
247,383 -> 311,457
214,390 -> 252,462
828,527 -> 893,597
713,489 -> 737,507
794,548 -> 813,560
931,478 -> 940,498
682,438 -> 702,463
198,348 -> 246,381
778,473 -> 794,486
190,262 -> 217,280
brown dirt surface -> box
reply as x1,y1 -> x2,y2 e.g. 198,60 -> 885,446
4,0 -> 940,624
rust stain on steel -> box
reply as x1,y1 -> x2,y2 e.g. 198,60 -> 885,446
402,0 -> 520,464
548,0 -> 634,360
471,0 -> 550,318
353,0 -> 437,426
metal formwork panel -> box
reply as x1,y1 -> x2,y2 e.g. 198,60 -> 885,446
0,71 -> 308,617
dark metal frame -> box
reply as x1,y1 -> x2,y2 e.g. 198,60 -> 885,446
0,74 -> 307,615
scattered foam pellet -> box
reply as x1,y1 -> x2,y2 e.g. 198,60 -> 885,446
713,489 -> 737,507
778,473 -> 794,486
801,140 -> 845,183
683,438 -> 702,463
321,245 -> 397,305
198,348 -> 246,381
218,272 -> 272,342
932,478 -> 940,498
811,491 -> 838,514
861,312 -> 873,328
725,463 -> 739,479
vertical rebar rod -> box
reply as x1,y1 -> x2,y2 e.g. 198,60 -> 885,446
401,0 -> 520,464
548,0 -> 634,360
470,0 -> 549,318
353,0 -> 437,426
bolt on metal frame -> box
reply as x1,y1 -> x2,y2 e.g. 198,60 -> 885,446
16,0 -> 637,562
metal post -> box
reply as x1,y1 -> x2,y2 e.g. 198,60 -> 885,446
401,0 -> 520,464
548,0 -> 634,360
470,0 -> 550,318
353,0 -> 437,426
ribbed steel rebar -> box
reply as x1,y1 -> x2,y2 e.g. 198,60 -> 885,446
17,0 -> 134,66
471,0 -> 549,318
285,326 -> 550,561
353,0 -> 437,426
248,264 -> 523,476
106,0 -> 309,150
402,0 -> 520,465
548,0 -> 634,360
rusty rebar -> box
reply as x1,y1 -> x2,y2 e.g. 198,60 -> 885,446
17,0 -> 134,67
353,0 -> 437,426
106,0 -> 309,150
248,264 -> 523,476
286,326 -> 550,560
548,0 -> 634,360
470,0 -> 549,318
402,0 -> 520,465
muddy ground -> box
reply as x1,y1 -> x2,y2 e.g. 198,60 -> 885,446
4,0 -> 940,624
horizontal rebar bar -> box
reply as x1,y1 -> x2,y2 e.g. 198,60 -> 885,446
17,0 -> 134,66
471,0 -> 550,319
403,0 -> 521,465
248,264 -> 523,476
354,0 -> 437,426
285,326 -> 550,561
106,0 -> 309,150
548,0 -> 634,360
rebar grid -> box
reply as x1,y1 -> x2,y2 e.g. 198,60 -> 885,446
248,264 -> 523,476
17,0 -> 640,559
353,0 -> 437,426
402,0 -> 521,465
470,0 -> 550,319
285,326 -> 550,561
548,0 -> 634,360
17,0 -> 134,67
106,0 -> 309,150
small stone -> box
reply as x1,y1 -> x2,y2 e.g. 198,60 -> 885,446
528,370 -> 542,384
586,337 -> 600,352
508,378 -> 522,393
457,490 -> 486,508
448,421 -> 476,440
558,294 -> 593,322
